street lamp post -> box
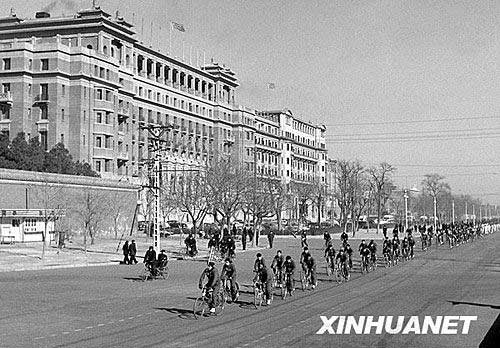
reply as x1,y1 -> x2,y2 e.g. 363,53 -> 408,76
452,200 -> 455,224
403,187 -> 419,232
433,195 -> 437,233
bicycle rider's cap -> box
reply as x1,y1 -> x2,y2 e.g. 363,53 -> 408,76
208,261 -> 215,267
256,253 -> 262,257
286,255 -> 291,260
160,249 -> 166,252
225,257 -> 231,262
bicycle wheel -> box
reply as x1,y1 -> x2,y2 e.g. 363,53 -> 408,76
253,286 -> 262,308
140,268 -> 149,281
335,268 -> 342,284
325,260 -> 331,276
160,266 -> 170,280
300,271 -> 307,291
193,297 -> 208,319
214,292 -> 225,315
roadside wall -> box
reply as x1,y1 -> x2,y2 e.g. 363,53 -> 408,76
0,168 -> 141,239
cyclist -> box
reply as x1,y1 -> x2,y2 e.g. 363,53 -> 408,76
283,255 -> 296,295
335,247 -> 349,279
383,237 -> 392,265
358,239 -> 367,254
300,229 -> 308,248
392,236 -> 400,263
401,237 -> 409,259
157,249 -> 168,268
300,247 -> 311,273
344,243 -> 353,269
221,257 -> 238,302
368,240 -> 377,266
253,253 -> 266,272
427,226 -> 433,247
208,233 -> 219,251
254,263 -> 272,305
225,235 -> 236,259
324,242 -> 336,272
408,234 -> 415,258
360,243 -> 371,271
323,232 -> 332,247
143,246 -> 157,276
185,233 -> 197,256
198,261 -> 221,314
304,255 -> 317,289
340,231 -> 349,245
271,250 -> 284,287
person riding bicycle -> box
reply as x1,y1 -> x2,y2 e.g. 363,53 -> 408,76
407,234 -> 415,258
324,242 -> 336,272
283,255 -> 296,295
335,247 -> 349,278
198,261 -> 221,314
401,237 -> 409,258
323,232 -> 332,247
358,239 -> 367,254
368,240 -> 377,264
220,257 -> 238,302
300,229 -> 308,248
383,237 -> 392,260
304,255 -> 317,289
254,263 -> 272,305
225,235 -> 236,258
143,246 -> 158,275
271,250 -> 284,286
340,231 -> 349,244
208,233 -> 219,251
157,249 -> 168,269
392,236 -> 400,260
253,253 -> 266,272
360,243 -> 371,270
185,233 -> 198,257
344,243 -> 353,269
300,247 -> 311,273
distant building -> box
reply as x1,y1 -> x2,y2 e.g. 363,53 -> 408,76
0,209 -> 64,243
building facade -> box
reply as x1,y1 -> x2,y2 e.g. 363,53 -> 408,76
0,5 -> 330,223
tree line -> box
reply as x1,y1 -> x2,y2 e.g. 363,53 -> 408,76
0,132 -> 98,177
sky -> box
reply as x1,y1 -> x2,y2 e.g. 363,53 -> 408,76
1,0 -> 499,205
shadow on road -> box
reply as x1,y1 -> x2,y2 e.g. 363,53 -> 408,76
448,300 -> 500,310
480,313 -> 500,348
156,307 -> 196,320
123,277 -> 143,282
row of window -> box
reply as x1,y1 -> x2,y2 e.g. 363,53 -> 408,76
1,57 -> 49,71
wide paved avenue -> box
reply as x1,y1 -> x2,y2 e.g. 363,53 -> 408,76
1,234 -> 498,348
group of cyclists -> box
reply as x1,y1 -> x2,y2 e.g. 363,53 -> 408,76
195,221 -> 498,315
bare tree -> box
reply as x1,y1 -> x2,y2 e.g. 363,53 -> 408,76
334,160 -> 364,231
74,189 -> 109,250
308,178 -> 328,226
108,191 -> 130,239
264,178 -> 291,232
206,156 -> 250,228
422,173 -> 451,226
170,171 -> 209,234
367,162 -> 395,233
32,180 -> 66,260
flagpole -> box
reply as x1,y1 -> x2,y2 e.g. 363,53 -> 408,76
169,22 -> 172,55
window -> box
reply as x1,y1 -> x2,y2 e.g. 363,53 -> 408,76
3,58 -> 11,70
28,59 -> 32,70
2,83 -> 10,93
60,134 -> 64,144
61,109 -> 65,121
95,160 -> 101,172
83,110 -> 86,121
95,89 -> 103,100
39,131 -> 48,151
41,59 -> 49,71
40,105 -> 48,120
95,136 -> 102,148
83,134 -> 86,145
61,85 -> 65,96
96,112 -> 103,123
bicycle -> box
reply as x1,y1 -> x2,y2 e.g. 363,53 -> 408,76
140,262 -> 169,281
383,250 -> 392,268
221,278 -> 239,303
335,261 -> 349,283
370,253 -> 378,270
193,287 -> 225,319
272,268 -> 284,288
360,255 -> 370,274
282,272 -> 294,299
325,256 -> 335,276
253,280 -> 271,308
208,246 -> 223,263
300,268 -> 315,290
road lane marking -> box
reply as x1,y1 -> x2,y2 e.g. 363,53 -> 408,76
85,326 -> 93,329
74,329 -> 81,332
62,332 -> 70,335
97,324 -> 105,327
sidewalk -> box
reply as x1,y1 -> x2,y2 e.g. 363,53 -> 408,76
0,234 -> 266,273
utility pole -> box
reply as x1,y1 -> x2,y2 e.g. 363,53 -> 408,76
452,200 -> 455,224
140,124 -> 176,252
433,195 -> 437,233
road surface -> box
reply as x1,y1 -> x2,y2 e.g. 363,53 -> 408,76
0,234 -> 498,348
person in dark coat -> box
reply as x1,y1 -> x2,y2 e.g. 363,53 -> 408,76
144,246 -> 156,266
122,240 -> 130,264
241,225 -> 247,250
232,224 -> 237,237
129,240 -> 138,264
248,226 -> 254,243
267,230 -> 275,248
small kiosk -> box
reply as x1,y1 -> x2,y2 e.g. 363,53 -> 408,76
0,209 -> 65,243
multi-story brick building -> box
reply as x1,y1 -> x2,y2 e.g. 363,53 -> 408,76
0,5 -> 329,222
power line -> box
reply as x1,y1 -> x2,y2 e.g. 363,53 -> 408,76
331,127 -> 500,138
327,133 -> 500,143
393,172 -> 499,178
325,115 -> 499,127
374,164 -> 500,168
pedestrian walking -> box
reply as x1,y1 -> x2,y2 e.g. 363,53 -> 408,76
242,225 -> 247,250
122,240 -> 130,265
382,225 -> 387,238
248,226 -> 254,243
232,224 -> 237,237
267,230 -> 275,249
129,239 -> 138,264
